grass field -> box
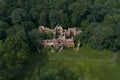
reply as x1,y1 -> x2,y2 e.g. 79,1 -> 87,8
38,60 -> 120,80
48,46 -> 117,60
18,46 -> 120,80
44,46 -> 120,80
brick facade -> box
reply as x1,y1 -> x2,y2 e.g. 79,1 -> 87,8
39,24 -> 80,48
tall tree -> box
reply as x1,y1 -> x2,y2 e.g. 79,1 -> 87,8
0,25 -> 29,80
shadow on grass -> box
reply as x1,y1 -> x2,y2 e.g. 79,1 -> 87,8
40,68 -> 79,80
12,49 -> 49,80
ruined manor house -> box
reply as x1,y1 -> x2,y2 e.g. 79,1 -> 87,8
39,25 -> 80,49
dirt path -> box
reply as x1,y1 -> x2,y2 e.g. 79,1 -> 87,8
49,57 -> 117,62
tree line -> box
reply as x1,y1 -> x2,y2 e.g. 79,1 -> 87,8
0,0 -> 120,79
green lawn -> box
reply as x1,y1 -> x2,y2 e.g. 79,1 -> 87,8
37,60 -> 120,80
48,46 -> 117,60
43,46 -> 120,80
17,46 -> 120,80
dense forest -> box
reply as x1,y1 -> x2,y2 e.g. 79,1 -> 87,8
0,0 -> 120,80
